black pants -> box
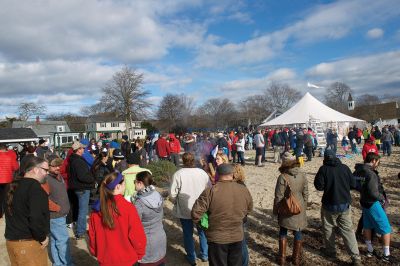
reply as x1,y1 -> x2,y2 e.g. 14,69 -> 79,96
208,241 -> 242,266
170,153 -> 179,167
66,189 -> 79,224
0,184 -> 8,218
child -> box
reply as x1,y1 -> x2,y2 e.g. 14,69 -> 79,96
342,136 -> 349,154
351,138 -> 359,154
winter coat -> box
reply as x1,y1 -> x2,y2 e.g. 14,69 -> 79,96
273,167 -> 308,231
235,138 -> 245,152
353,164 -> 385,209
0,150 -> 19,184
121,141 -> 131,157
314,157 -> 356,208
134,187 -> 166,264
362,142 -> 378,161
169,134 -> 181,154
68,153 -> 95,190
381,131 -> 393,142
89,195 -> 146,266
155,138 -> 170,158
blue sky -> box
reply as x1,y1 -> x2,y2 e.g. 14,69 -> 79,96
0,0 -> 399,119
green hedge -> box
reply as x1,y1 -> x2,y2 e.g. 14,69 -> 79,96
146,160 -> 177,185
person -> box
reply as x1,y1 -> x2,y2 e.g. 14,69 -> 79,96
272,129 -> 284,163
192,164 -> 253,266
107,149 -> 128,172
155,133 -> 171,160
233,164 -> 249,266
134,171 -> 167,266
273,152 -> 308,266
121,135 -> 132,158
372,126 -> 382,151
314,150 -> 361,265
46,155 -> 73,266
229,132 -> 238,163
326,129 -> 338,154
254,129 -> 265,167
361,136 -> 378,161
303,129 -> 313,162
354,153 -> 392,262
91,151 -> 110,201
342,136 -> 349,155
36,139 -> 49,159
169,133 -> 181,167
0,143 -> 19,218
235,133 -> 246,166
135,139 -> 148,167
4,156 -> 50,265
122,153 -> 152,202
68,141 -> 95,240
89,172 -> 147,266
169,152 -> 210,265
381,127 -> 393,156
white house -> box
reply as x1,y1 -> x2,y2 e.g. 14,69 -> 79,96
86,116 -> 147,140
12,119 -> 81,146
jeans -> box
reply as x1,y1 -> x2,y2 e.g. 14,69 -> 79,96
74,190 -> 90,237
170,153 -> 180,167
231,150 -> 237,163
180,219 -> 208,263
242,223 -> 249,266
279,227 -> 302,241
237,151 -> 245,165
382,141 -> 392,156
321,207 -> 360,260
50,216 -> 72,266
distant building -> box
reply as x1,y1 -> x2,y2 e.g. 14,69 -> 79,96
86,116 -> 147,140
349,101 -> 399,125
0,128 -> 38,144
12,117 -> 80,146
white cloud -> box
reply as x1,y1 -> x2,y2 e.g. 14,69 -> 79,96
195,0 -> 400,68
366,28 -> 384,39
306,50 -> 400,95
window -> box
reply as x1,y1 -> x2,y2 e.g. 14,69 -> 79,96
100,122 -> 106,128
68,136 -> 73,142
62,137 -> 67,143
111,122 -> 119,127
57,126 -> 65,132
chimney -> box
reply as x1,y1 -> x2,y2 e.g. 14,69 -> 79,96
36,116 -> 40,124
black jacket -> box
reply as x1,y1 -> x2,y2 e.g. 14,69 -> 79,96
314,157 -> 356,207
353,163 -> 385,208
4,178 -> 49,242
68,153 -> 95,190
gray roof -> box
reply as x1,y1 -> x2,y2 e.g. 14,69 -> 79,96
0,128 -> 38,143
12,120 -> 71,136
86,115 -> 125,123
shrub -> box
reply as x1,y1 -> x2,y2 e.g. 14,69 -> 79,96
146,160 -> 177,185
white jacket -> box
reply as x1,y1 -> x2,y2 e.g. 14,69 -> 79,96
236,138 -> 245,152
169,167 -> 210,219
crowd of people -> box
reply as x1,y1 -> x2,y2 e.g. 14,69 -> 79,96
0,123 -> 398,265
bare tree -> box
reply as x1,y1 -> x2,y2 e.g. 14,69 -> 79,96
238,95 -> 271,126
356,94 -> 381,106
80,102 -> 106,116
263,82 -> 301,111
197,98 -> 237,130
97,66 -> 151,137
324,82 -> 352,112
17,102 -> 47,121
46,112 -> 88,131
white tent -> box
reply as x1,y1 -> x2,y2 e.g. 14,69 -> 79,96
260,92 -> 364,126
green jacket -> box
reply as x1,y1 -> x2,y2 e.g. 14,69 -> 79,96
122,165 -> 152,202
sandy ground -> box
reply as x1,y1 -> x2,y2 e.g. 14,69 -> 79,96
1,146 -> 399,265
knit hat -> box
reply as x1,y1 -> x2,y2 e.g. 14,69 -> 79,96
122,135 -> 129,141
112,149 -> 124,159
72,141 -> 85,151
281,152 -> 295,163
216,163 -> 234,176
324,149 -> 336,160
39,139 -> 46,145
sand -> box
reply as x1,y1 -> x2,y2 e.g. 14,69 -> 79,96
1,146 -> 399,265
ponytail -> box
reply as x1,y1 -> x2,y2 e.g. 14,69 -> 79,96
6,156 -> 46,215
99,172 -> 122,229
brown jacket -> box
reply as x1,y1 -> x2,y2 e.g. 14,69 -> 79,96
191,180 -> 253,244
273,167 -> 308,231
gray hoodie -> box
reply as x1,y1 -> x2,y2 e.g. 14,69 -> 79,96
134,187 -> 166,264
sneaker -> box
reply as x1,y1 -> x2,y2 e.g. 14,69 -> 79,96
366,250 -> 380,258
381,255 -> 391,263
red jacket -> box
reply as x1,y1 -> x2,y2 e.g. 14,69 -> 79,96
169,134 -> 181,154
89,195 -> 147,266
60,149 -> 73,188
362,142 -> 378,161
155,138 -> 170,158
0,150 -> 19,184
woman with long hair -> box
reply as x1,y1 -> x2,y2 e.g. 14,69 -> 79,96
273,152 -> 308,266
91,151 -> 110,200
134,171 -> 167,266
5,156 -> 50,266
89,172 -> 146,266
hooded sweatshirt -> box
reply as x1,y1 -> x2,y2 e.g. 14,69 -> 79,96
314,151 -> 356,211
362,141 -> 378,161
353,163 -> 385,209
169,134 -> 181,154
134,187 -> 166,264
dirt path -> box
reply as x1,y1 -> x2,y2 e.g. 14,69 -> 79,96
1,147 -> 399,265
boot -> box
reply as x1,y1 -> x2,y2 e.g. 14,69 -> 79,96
278,238 -> 287,265
292,240 -> 303,266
